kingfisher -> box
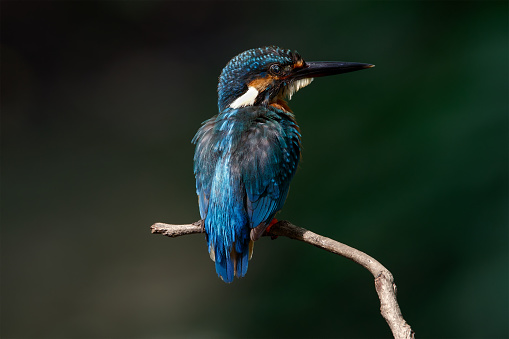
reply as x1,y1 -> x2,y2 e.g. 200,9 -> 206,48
193,46 -> 373,283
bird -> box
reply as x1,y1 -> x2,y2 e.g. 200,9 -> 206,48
192,46 -> 373,283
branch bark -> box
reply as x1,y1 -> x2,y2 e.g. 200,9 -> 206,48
151,220 -> 415,339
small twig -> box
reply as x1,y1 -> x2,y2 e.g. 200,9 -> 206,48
151,220 -> 415,339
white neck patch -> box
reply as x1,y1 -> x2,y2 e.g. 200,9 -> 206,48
284,78 -> 314,100
229,86 -> 259,109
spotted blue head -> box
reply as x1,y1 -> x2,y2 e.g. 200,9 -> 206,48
217,46 -> 373,112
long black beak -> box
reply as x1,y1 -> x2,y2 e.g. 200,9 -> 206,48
292,61 -> 374,79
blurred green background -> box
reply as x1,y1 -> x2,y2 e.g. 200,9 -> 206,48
1,1 -> 507,338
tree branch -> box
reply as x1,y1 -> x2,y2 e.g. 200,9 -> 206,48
151,220 -> 415,339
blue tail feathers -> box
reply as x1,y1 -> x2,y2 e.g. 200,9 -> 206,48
210,237 -> 251,283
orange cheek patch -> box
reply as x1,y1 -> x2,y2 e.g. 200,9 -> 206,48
249,76 -> 275,91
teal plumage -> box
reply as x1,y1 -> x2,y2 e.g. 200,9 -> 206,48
193,105 -> 300,282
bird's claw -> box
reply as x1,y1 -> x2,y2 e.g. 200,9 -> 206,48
266,218 -> 279,240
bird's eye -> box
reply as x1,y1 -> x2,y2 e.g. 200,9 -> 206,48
270,64 -> 283,75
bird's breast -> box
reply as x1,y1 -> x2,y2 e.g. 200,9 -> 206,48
270,99 -> 292,113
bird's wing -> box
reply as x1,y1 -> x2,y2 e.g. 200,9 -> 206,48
237,110 -> 301,237
192,115 -> 221,220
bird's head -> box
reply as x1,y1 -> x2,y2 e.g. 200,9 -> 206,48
217,46 -> 373,112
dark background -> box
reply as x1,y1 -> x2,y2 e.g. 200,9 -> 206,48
1,1 -> 508,338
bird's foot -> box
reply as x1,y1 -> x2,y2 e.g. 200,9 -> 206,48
266,218 -> 279,240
